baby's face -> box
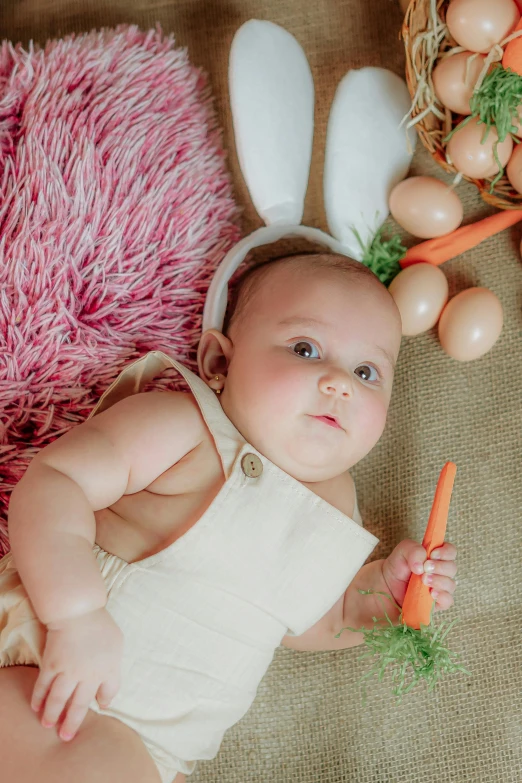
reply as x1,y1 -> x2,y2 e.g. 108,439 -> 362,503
219,264 -> 402,482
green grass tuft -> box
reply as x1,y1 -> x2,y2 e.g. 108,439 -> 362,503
353,228 -> 406,286
335,590 -> 471,704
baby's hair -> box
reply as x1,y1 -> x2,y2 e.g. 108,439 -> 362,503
222,252 -> 384,335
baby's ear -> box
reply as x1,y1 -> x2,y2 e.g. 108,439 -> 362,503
197,329 -> 233,386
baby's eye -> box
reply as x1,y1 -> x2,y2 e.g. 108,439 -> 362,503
354,364 -> 379,382
291,341 -> 320,359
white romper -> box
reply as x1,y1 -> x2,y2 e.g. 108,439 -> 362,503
0,351 -> 379,781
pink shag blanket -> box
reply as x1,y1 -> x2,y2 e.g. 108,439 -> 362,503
0,25 -> 240,555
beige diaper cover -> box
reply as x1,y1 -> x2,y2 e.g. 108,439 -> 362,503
0,351 -> 378,782
0,544 -> 125,669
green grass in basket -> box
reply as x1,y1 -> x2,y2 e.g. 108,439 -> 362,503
335,590 -> 471,704
445,64 -> 522,190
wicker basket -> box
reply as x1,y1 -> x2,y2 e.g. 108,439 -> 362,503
402,0 -> 522,209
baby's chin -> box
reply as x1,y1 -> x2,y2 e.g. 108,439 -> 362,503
253,436 -> 359,483
225,408 -> 379,482
281,461 -> 353,483
277,455 -> 355,483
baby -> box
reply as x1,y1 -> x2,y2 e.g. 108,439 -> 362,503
0,252 -> 457,783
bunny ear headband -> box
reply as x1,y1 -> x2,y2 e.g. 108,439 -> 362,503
202,19 -> 417,334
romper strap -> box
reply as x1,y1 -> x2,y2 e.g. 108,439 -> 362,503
89,351 -> 245,478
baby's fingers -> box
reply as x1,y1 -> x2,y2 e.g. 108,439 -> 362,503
423,573 -> 456,595
423,558 -> 457,579
40,672 -> 77,730
31,668 -> 57,713
430,542 -> 457,562
424,573 -> 456,612
431,589 -> 454,612
58,682 -> 96,742
96,677 -> 120,710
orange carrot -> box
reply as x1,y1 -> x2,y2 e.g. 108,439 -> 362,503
400,209 -> 522,268
401,462 -> 457,630
503,19 -> 522,76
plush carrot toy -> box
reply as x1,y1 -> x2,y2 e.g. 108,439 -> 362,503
357,208 -> 522,284
336,463 -> 470,701
401,462 -> 457,629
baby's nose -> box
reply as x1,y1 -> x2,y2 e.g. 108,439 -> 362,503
319,371 -> 352,398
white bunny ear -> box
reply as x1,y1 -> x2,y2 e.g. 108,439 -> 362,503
229,20 -> 314,226
323,68 -> 416,259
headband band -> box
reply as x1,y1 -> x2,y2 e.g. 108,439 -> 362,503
202,224 -> 350,333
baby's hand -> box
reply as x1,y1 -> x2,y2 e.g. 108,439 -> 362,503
382,539 -> 458,613
31,606 -> 123,742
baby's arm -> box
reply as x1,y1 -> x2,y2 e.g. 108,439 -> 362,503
281,560 -> 389,652
282,540 -> 457,652
8,389 -> 206,738
9,390 -> 204,624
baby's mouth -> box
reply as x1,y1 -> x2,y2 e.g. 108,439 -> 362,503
310,414 -> 343,430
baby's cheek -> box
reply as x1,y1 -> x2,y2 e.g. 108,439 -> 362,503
356,395 -> 388,450
242,371 -> 298,435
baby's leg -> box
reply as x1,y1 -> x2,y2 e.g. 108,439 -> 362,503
0,666 -> 164,783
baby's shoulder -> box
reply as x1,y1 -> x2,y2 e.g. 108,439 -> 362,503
94,386 -> 200,420
90,388 -> 209,463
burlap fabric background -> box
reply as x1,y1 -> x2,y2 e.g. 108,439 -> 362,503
1,1 -> 521,781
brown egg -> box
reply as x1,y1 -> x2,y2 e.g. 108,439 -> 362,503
389,263 -> 449,336
389,176 -> 463,238
506,142 -> 522,193
446,0 -> 520,54
447,117 -> 513,179
438,287 -> 503,361
432,52 -> 486,115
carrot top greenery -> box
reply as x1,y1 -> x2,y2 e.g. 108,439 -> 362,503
335,589 -> 470,704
